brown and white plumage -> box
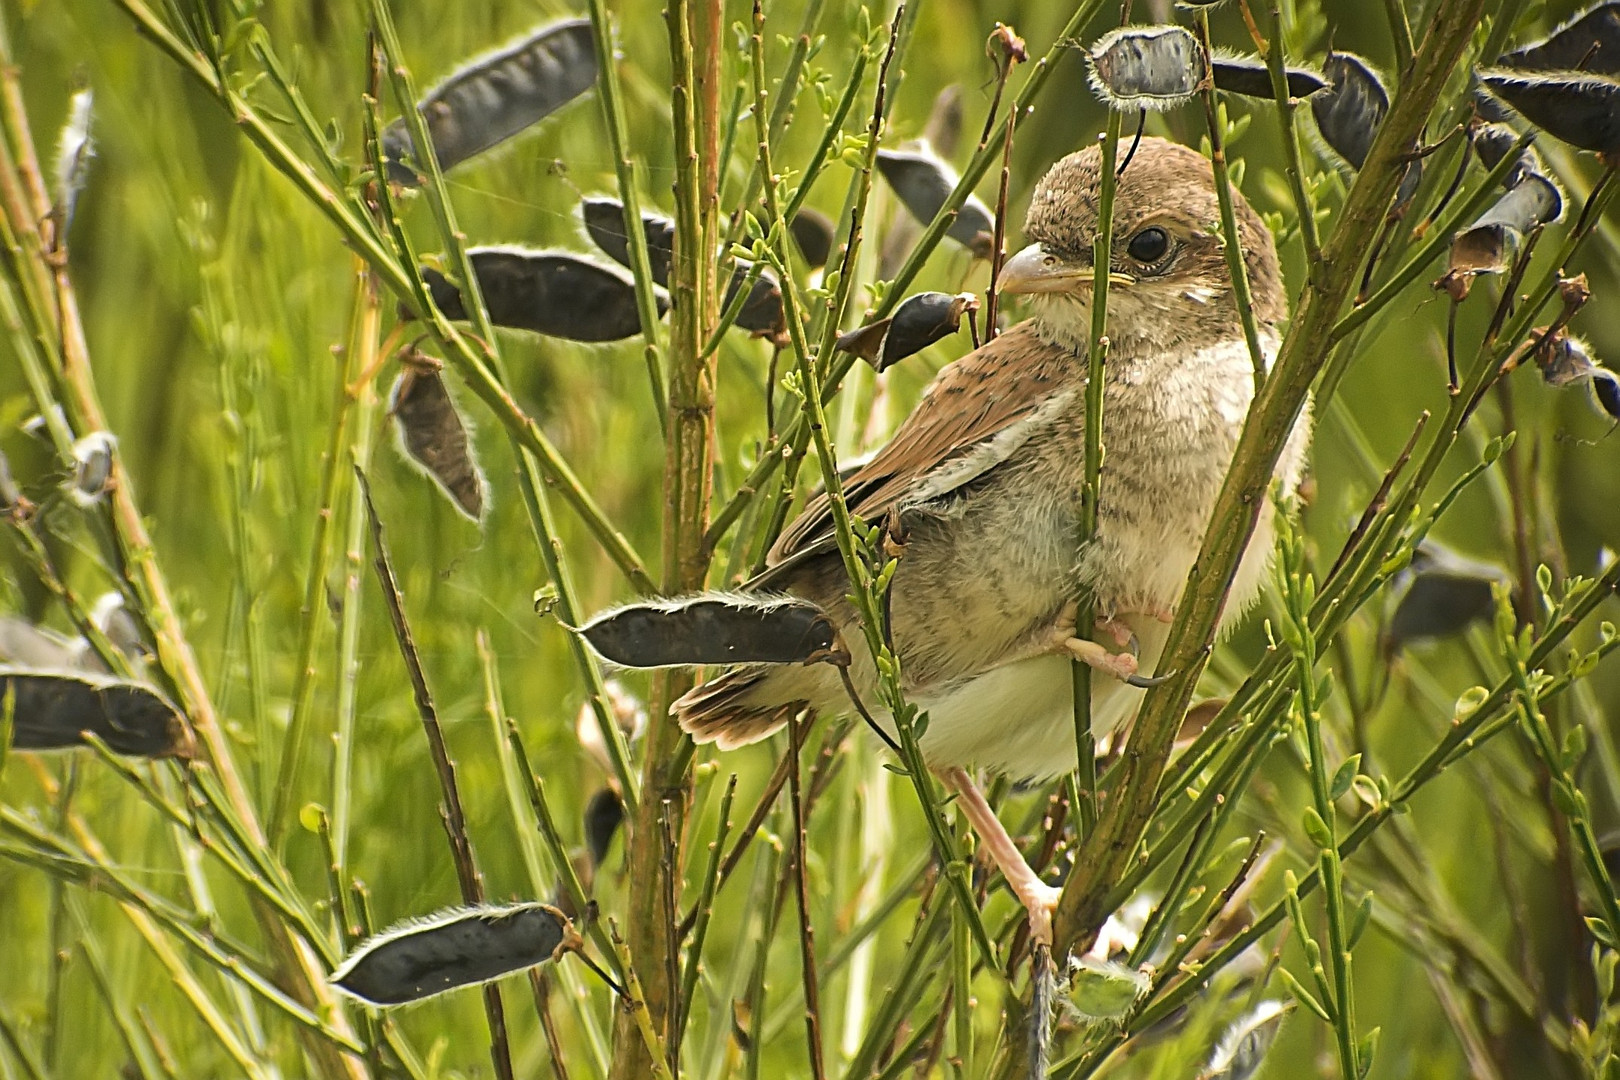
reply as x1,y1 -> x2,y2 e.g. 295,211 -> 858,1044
677,137 -> 1310,779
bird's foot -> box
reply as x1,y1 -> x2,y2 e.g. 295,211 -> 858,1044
940,767 -> 1063,946
1019,879 -> 1064,948
1063,636 -> 1168,688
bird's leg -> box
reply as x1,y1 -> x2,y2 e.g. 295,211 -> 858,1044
940,766 -> 1061,945
1046,610 -> 1168,688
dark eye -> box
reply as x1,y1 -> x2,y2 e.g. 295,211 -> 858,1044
1126,226 -> 1170,265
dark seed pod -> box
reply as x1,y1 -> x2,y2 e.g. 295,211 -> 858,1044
1474,81 -> 1519,124
1209,55 -> 1326,99
1086,25 -> 1205,112
1311,53 -> 1390,168
1517,328 -> 1620,420
723,263 -> 786,337
580,196 -> 676,286
1478,69 -> 1620,155
383,20 -> 596,186
331,902 -> 575,1006
875,149 -> 996,256
1446,171 -> 1563,277
1499,2 -> 1620,75
789,208 -> 836,269
0,620 -> 88,669
2,667 -> 188,757
1386,543 -> 1505,651
583,787 -> 625,868
579,594 -> 843,668
389,355 -> 486,522
1472,123 -> 1542,188
837,291 -> 977,372
1595,369 -> 1620,419
422,247 -> 666,342
1205,1000 -> 1293,1080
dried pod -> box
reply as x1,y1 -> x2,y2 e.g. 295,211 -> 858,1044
1312,53 -> 1390,169
1087,25 -> 1205,112
583,787 -> 625,867
68,431 -> 116,507
389,356 -> 487,522
1471,123 -> 1542,188
1515,328 -> 1620,420
1386,543 -> 1506,651
875,148 -> 996,256
422,247 -> 666,342
579,594 -> 842,668
923,85 -> 966,160
1209,55 -> 1326,98
0,619 -> 88,669
1474,81 -> 1519,124
723,263 -> 786,337
837,291 -> 977,372
53,88 -> 93,238
383,20 -> 596,185
1478,69 -> 1620,155
789,208 -> 836,269
1203,1000 -> 1294,1080
580,196 -> 676,286
331,902 -> 575,1006
2,667 -> 188,757
1445,171 -> 1563,279
1595,369 -> 1620,419
1498,3 -> 1620,75
1061,955 -> 1151,1025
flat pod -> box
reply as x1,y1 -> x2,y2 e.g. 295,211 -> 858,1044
69,431 -> 116,507
422,247 -> 667,342
1499,2 -> 1620,75
875,148 -> 996,255
389,360 -> 486,522
790,207 -> 836,269
1087,25 -> 1205,112
1526,330 -> 1620,419
331,902 -> 572,1006
1209,55 -> 1327,99
580,196 -> 675,286
1472,123 -> 1543,188
724,263 -> 786,336
1479,70 -> 1620,154
1,667 -> 188,757
579,595 -> 841,668
1311,53 -> 1389,169
1386,545 -> 1505,650
583,787 -> 625,867
383,20 -> 596,185
1448,172 -> 1563,275
837,291 -> 975,372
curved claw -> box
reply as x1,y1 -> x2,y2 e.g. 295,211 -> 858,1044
1125,668 -> 1174,689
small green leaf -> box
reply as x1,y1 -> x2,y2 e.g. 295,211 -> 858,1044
1330,754 -> 1361,802
1276,967 -> 1333,1022
1357,1027 -> 1381,1078
1347,892 -> 1373,949
1563,724 -> 1589,772
1303,806 -> 1335,850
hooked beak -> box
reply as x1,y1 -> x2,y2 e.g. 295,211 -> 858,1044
996,243 -> 1088,296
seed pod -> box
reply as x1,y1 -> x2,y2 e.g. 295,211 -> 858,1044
723,263 -> 786,337
1498,3 -> 1620,75
68,431 -> 116,507
1209,55 -> 1327,98
53,88 -> 93,239
579,594 -> 843,668
389,354 -> 487,522
1204,1000 -> 1294,1080
1478,70 -> 1620,155
1386,543 -> 1506,651
331,902 -> 575,1006
1474,81 -> 1519,124
789,208 -> 836,269
1445,171 -> 1563,279
1312,53 -> 1423,209
837,291 -> 977,372
1514,328 -> 1620,420
382,20 -> 596,185
2,667 -> 189,757
0,620 -> 86,669
583,787 -> 625,867
1472,123 -> 1542,188
580,196 -> 676,286
1062,955 -> 1152,1026
1087,25 -> 1205,112
422,247 -> 666,342
875,148 -> 996,256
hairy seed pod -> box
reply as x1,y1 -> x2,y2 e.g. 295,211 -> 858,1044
2,667 -> 189,757
1499,2 -> 1620,75
789,208 -> 836,269
837,291 -> 977,372
53,88 -> 93,238
1062,955 -> 1152,1025
389,354 -> 487,522
580,196 -> 676,286
723,264 -> 786,336
68,431 -> 116,507
1472,123 -> 1543,188
1205,1000 -> 1294,1080
583,787 -> 625,868
383,20 -> 596,185
1209,55 -> 1326,98
1386,543 -> 1506,651
1515,328 -> 1620,420
579,594 -> 843,668
331,902 -> 575,1006
1446,171 -> 1563,278
875,148 -> 996,256
1312,53 -> 1422,208
1087,25 -> 1205,112
422,247 -> 666,342
1479,69 -> 1620,155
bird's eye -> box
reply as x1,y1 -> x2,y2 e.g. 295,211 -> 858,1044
1126,226 -> 1171,265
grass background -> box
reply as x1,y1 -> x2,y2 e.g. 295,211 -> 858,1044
2,0 -> 1619,1076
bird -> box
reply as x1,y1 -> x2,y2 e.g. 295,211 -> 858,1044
673,136 -> 1311,944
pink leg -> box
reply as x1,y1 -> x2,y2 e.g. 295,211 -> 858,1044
941,767 -> 1061,945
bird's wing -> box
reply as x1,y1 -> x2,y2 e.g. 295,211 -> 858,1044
764,319 -> 1078,572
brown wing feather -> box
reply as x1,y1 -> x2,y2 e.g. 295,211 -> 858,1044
766,319 -> 1076,567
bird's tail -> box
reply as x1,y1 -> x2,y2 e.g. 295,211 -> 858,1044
672,668 -> 808,749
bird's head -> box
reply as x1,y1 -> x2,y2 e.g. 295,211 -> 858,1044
998,136 -> 1283,355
